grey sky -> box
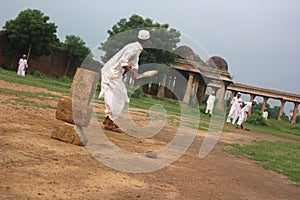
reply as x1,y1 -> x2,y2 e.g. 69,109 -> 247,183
1,0 -> 299,105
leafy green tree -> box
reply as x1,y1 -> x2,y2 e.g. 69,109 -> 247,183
62,35 -> 91,75
252,102 -> 288,120
3,9 -> 59,60
100,14 -> 181,98
100,14 -> 181,64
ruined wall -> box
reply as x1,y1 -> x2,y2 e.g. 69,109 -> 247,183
0,31 -> 80,77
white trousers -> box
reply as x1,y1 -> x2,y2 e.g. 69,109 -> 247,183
237,111 -> 247,126
17,65 -> 25,76
100,79 -> 129,121
226,106 -> 240,124
205,103 -> 214,114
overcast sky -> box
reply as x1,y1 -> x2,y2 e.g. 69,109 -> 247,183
1,0 -> 299,110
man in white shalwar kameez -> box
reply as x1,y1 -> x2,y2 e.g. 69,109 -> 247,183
226,92 -> 243,125
99,30 -> 151,132
236,99 -> 257,129
17,54 -> 28,77
205,91 -> 216,115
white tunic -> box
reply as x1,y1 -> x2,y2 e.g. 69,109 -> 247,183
99,41 -> 143,121
227,96 -> 243,123
205,94 -> 216,114
17,58 -> 27,76
263,111 -> 268,120
237,102 -> 253,125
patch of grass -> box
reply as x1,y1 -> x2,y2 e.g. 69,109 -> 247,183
226,140 -> 300,186
0,87 -> 62,100
0,98 -> 56,109
244,119 -> 300,141
0,69 -> 72,93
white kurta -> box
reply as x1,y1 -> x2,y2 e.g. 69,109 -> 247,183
205,94 -> 216,114
237,102 -> 252,126
99,41 -> 143,121
17,58 -> 27,77
263,111 -> 268,120
226,96 -> 243,124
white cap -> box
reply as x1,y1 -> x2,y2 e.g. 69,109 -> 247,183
23,54 -> 26,57
252,99 -> 257,103
138,30 -> 150,40
237,92 -> 242,95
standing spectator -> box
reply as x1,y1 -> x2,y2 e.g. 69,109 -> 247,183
205,91 -> 216,116
262,108 -> 268,120
236,99 -> 257,129
17,54 -> 28,77
226,92 -> 243,125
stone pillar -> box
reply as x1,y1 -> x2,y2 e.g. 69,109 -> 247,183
250,94 -> 256,102
262,97 -> 269,111
216,82 -> 227,110
291,102 -> 299,124
51,68 -> 100,146
277,99 -> 286,120
229,91 -> 235,101
183,73 -> 194,104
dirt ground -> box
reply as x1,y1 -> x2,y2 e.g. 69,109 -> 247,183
0,80 -> 300,200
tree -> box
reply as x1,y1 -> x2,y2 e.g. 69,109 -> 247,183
100,14 -> 181,64
100,14 -> 181,98
252,102 -> 289,120
3,9 -> 59,60
62,35 -> 91,75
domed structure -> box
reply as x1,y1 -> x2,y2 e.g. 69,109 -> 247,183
174,46 -> 196,61
205,56 -> 228,71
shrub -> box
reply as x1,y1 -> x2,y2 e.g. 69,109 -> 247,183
2,62 -> 11,70
297,115 -> 300,124
32,71 -> 46,78
247,110 -> 268,126
131,87 -> 144,98
199,104 -> 206,114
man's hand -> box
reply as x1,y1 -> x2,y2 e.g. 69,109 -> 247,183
131,69 -> 139,79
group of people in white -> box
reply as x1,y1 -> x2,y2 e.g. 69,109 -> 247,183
206,91 -> 259,129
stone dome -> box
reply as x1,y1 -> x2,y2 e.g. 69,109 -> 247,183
174,46 -> 196,61
206,56 -> 228,71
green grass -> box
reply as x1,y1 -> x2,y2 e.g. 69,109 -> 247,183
0,97 -> 56,109
0,68 -> 72,93
244,119 -> 300,141
0,87 -> 63,100
226,140 -> 300,187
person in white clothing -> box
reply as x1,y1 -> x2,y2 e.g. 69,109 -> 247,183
205,91 -> 216,116
17,54 -> 28,77
99,30 -> 151,132
226,92 -> 243,125
236,99 -> 257,129
262,108 -> 268,120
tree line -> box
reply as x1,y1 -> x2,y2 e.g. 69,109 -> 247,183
3,9 -> 182,76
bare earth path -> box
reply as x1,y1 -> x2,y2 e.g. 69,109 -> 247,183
0,80 -> 299,199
